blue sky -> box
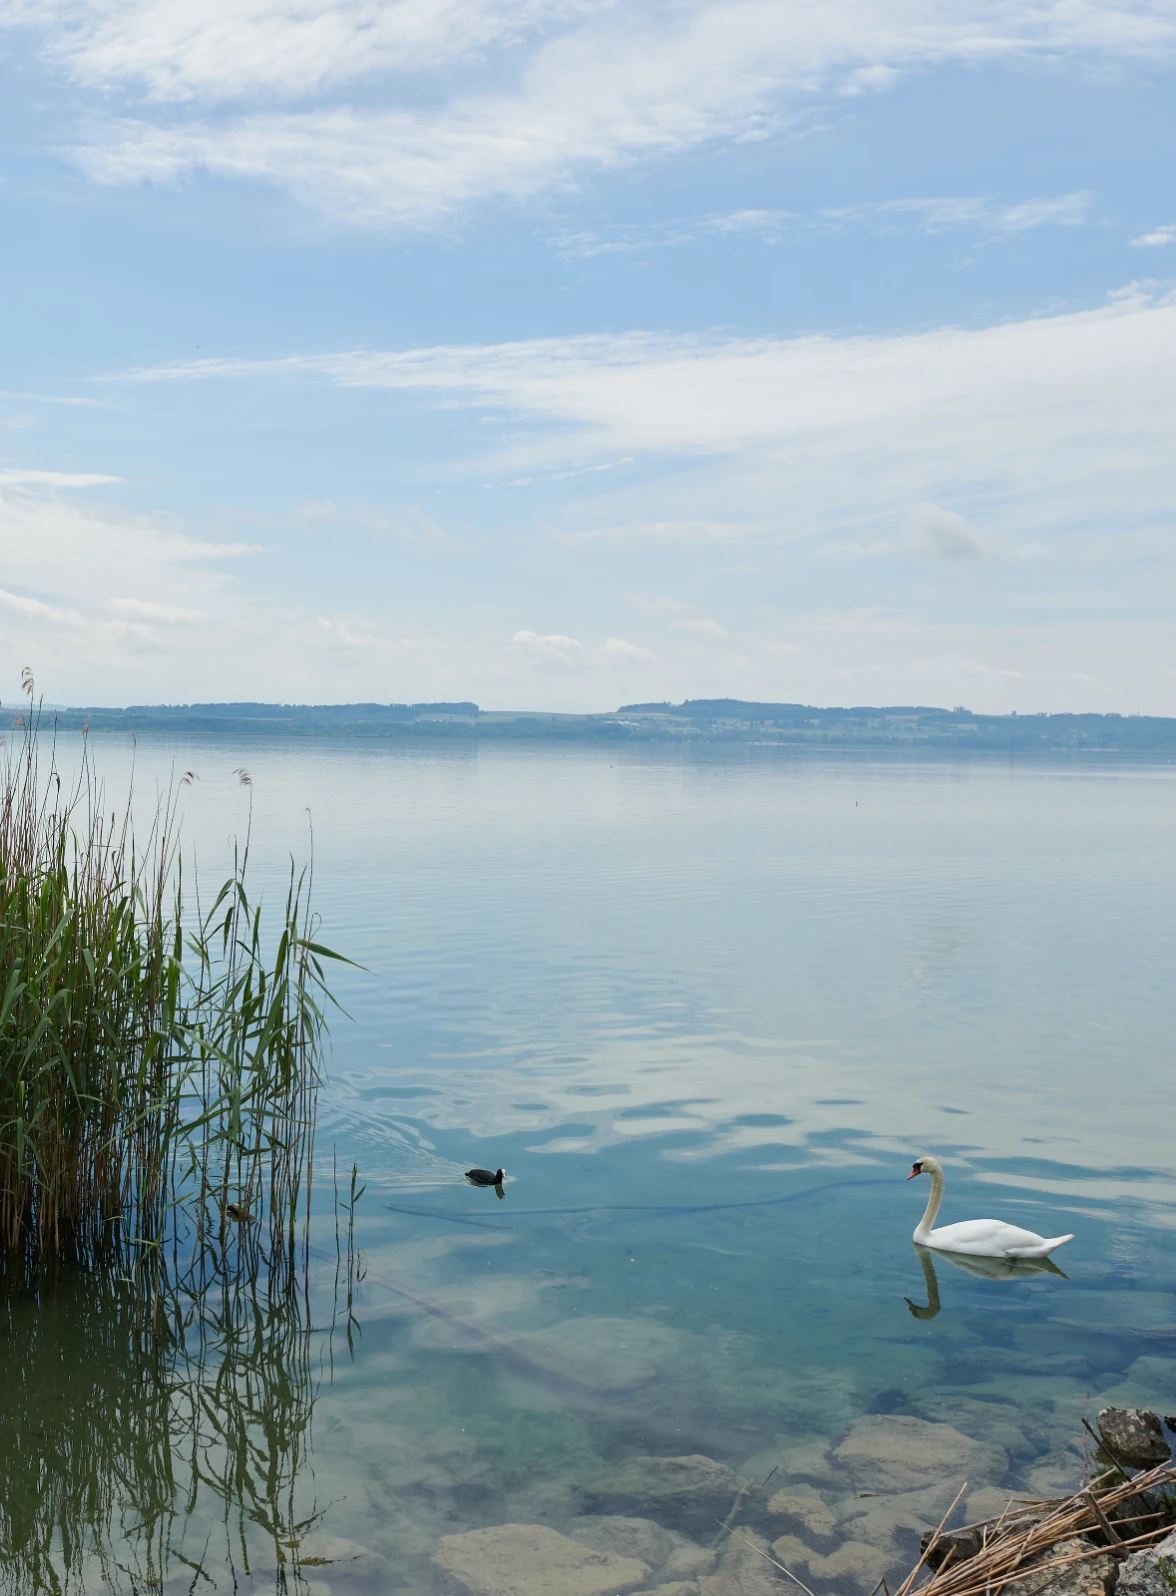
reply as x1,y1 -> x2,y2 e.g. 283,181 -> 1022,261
0,0 -> 1174,712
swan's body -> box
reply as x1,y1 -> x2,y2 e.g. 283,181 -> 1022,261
908,1155 -> 1073,1259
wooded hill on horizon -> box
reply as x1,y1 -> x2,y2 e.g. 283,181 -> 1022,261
18,698 -> 1176,753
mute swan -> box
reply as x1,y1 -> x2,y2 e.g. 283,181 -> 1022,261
908,1155 -> 1074,1258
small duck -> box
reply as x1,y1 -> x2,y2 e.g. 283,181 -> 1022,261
465,1166 -> 506,1187
224,1202 -> 256,1223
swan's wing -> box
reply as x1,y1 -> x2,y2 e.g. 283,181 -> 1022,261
928,1219 -> 1051,1255
929,1219 -> 1017,1246
929,1220 -> 1075,1258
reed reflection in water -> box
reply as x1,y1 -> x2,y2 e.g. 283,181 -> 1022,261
0,1218 -> 357,1596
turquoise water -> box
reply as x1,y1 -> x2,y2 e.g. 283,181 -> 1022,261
3,740 -> 1176,1594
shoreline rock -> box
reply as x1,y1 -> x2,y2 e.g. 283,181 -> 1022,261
1098,1409 -> 1172,1469
1116,1529 -> 1176,1596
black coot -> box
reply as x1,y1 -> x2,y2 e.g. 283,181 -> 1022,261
465,1166 -> 505,1186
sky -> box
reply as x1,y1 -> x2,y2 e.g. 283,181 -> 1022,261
0,0 -> 1174,713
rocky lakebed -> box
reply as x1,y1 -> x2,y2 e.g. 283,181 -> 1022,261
296,1398 -> 1176,1596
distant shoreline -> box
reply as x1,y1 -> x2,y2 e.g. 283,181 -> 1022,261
19,698 -> 1176,756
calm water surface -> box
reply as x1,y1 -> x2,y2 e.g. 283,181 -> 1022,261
3,740 -> 1175,1594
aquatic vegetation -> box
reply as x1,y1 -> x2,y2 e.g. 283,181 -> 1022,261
0,1226 -> 333,1595
0,679 -> 345,1274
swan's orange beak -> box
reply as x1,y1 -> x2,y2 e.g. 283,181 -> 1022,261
906,1166 -> 922,1180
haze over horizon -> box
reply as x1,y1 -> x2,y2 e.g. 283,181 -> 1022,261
1,0 -> 1174,715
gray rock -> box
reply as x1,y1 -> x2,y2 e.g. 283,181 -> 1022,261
1017,1536 -> 1117,1596
765,1484 -> 837,1540
568,1515 -> 672,1571
841,1482 -> 965,1553
660,1534 -> 718,1582
582,1454 -> 745,1536
433,1523 -> 650,1596
834,1415 -> 1008,1495
921,1527 -> 983,1570
1098,1409 -> 1171,1468
1110,1530 -> 1176,1596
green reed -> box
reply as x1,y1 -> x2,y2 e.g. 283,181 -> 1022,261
0,679 -> 344,1273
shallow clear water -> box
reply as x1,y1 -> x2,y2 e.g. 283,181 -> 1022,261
3,740 -> 1176,1594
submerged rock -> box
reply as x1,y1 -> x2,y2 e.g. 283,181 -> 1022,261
741,1436 -> 846,1489
568,1514 -> 671,1572
700,1527 -> 780,1595
765,1484 -> 837,1540
966,1485 -> 1032,1526
839,1482 -> 965,1553
1116,1530 -> 1176,1596
834,1415 -> 1008,1494
807,1538 -> 895,1591
1025,1447 -> 1086,1500
433,1523 -> 650,1596
1098,1409 -> 1171,1468
660,1533 -> 718,1582
506,1316 -> 687,1393
770,1530 -> 897,1592
582,1454 -> 745,1535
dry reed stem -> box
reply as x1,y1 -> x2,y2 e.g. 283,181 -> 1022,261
900,1463 -> 1176,1596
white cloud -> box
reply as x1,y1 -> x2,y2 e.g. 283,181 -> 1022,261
707,208 -> 792,237
34,0 -> 1176,226
672,616 -> 727,635
108,596 -> 206,620
0,468 -> 120,486
906,503 -> 993,561
824,190 -> 1092,235
8,0 -> 589,101
3,476 -> 1176,713
1130,224 -> 1176,247
554,191 -> 1086,258
511,628 -> 584,666
909,651 -> 1022,679
627,596 -> 728,635
0,478 -> 479,703
0,587 -> 84,626
510,628 -> 656,668
123,285 -> 1176,483
598,636 -> 656,664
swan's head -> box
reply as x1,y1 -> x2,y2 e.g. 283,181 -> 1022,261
907,1154 -> 942,1181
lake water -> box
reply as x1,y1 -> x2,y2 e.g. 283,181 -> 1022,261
3,738 -> 1176,1596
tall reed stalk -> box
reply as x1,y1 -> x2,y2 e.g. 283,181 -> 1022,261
0,681 -> 342,1273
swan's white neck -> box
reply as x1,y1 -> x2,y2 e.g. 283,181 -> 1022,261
914,1165 -> 944,1241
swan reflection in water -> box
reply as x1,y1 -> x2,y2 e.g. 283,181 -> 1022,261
906,1242 -> 1069,1320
